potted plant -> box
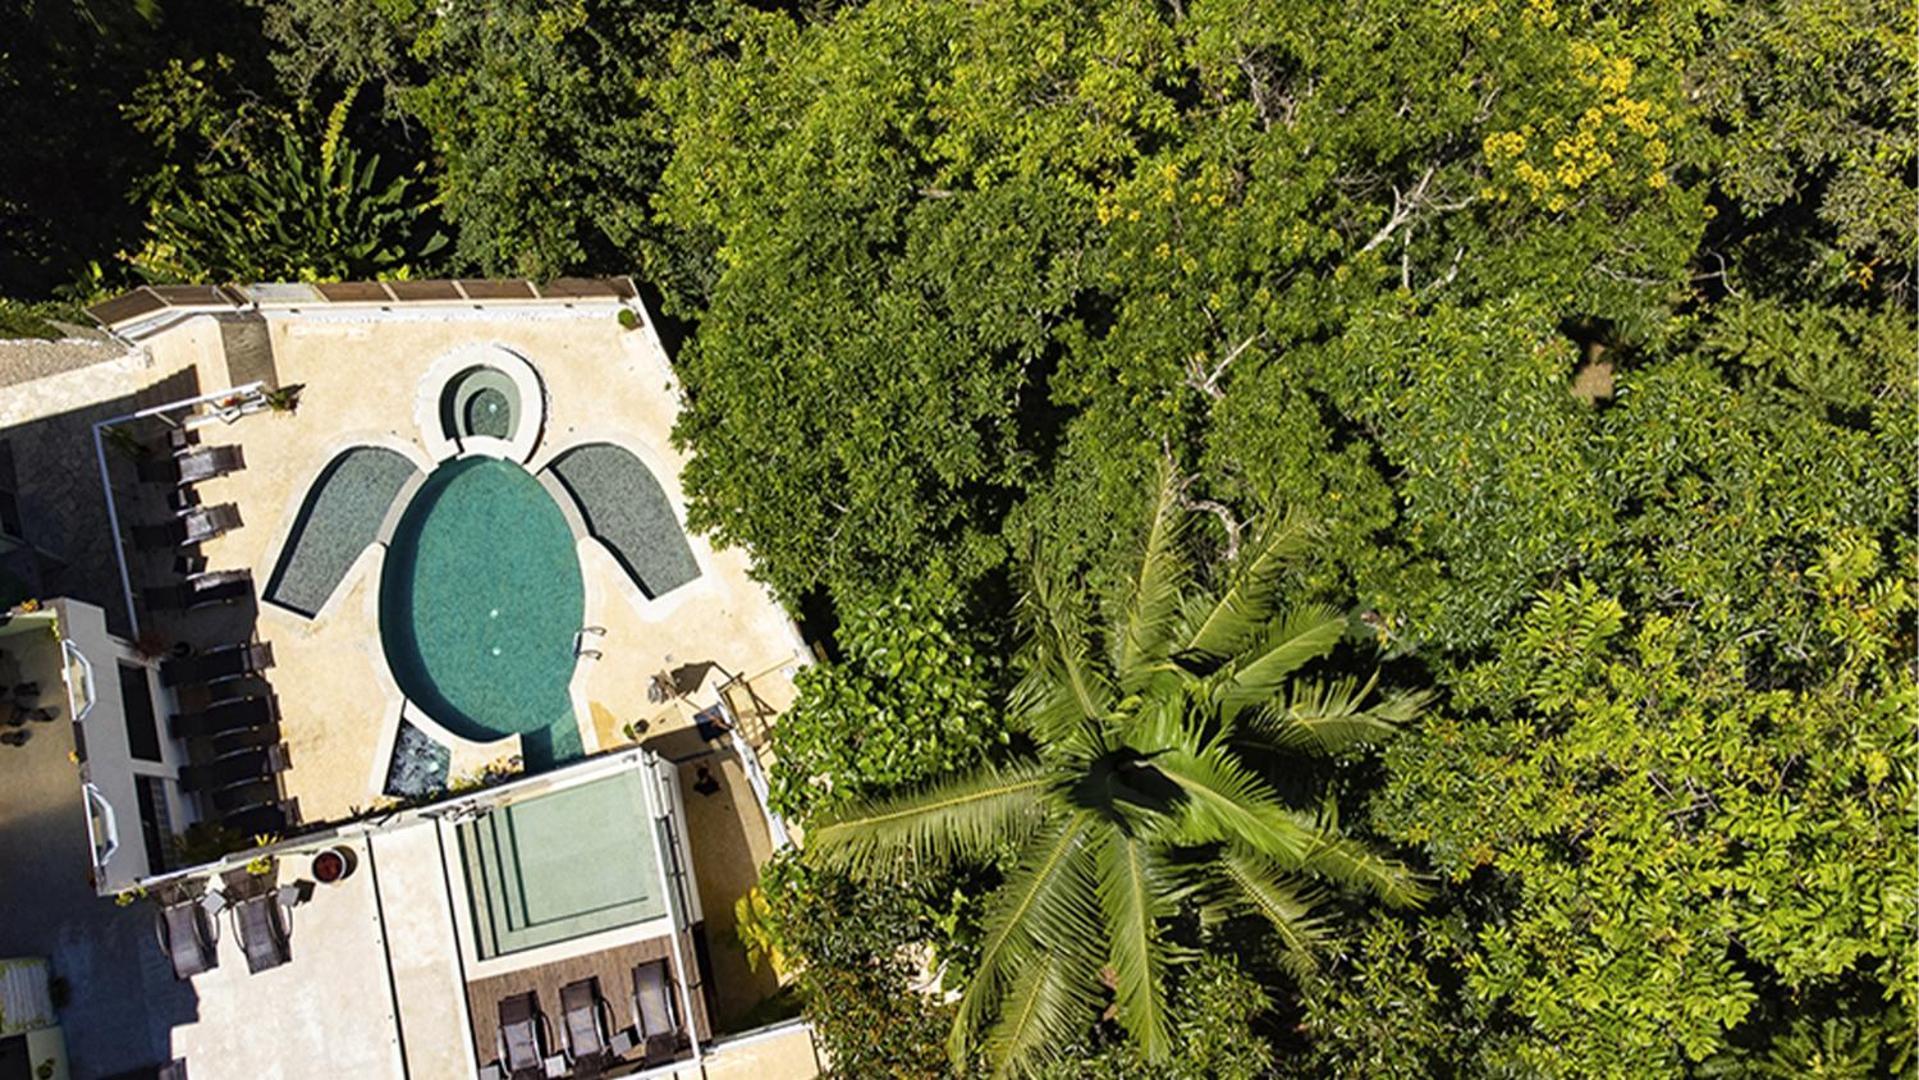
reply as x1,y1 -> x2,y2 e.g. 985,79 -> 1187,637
311,846 -> 357,884
263,384 -> 304,415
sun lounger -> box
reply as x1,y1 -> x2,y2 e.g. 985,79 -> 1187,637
561,978 -> 613,1070
221,802 -> 289,836
176,445 -> 245,485
232,893 -> 290,973
179,744 -> 288,793
154,898 -> 219,979
210,779 -> 281,814
497,992 -> 561,1079
143,569 -> 254,612
133,504 -> 242,550
160,641 -> 273,688
170,695 -> 276,739
631,960 -> 681,1062
209,724 -> 281,757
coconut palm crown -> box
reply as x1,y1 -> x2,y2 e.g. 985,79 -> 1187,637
807,478 -> 1431,1076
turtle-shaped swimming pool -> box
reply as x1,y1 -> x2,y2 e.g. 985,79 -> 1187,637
260,344 -> 701,784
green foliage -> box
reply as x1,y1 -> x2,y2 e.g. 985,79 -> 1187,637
0,0 -> 164,295
126,81 -> 445,283
654,2 -> 1105,605
1686,0 -> 1916,294
755,852 -> 955,1079
0,298 -> 88,340
1031,956 -> 1276,1080
1284,910 -> 1497,1078
256,0 -> 720,279
809,478 -> 1424,1075
771,576 -> 1004,821
1370,567 -> 1915,1073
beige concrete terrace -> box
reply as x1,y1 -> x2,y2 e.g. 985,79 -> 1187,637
118,302 -> 809,826
164,833 -> 417,1078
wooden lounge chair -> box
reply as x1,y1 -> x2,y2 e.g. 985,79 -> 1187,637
180,744 -> 288,793
496,992 -> 560,1079
232,893 -> 290,973
170,695 -> 276,739
631,960 -> 681,1063
160,641 -> 273,688
133,503 -> 242,550
560,978 -> 613,1072
154,898 -> 219,980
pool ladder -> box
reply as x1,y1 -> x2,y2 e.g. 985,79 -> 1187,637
574,626 -> 606,660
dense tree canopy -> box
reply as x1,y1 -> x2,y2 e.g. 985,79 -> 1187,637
4,0 -> 1911,1073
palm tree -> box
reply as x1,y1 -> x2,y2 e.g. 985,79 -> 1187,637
807,477 -> 1430,1076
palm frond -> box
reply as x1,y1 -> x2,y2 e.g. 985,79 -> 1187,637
1252,674 -> 1429,755
1014,566 -> 1115,743
1115,472 -> 1189,690
1181,509 -> 1314,666
1150,746 -> 1318,864
1214,604 -> 1348,717
1295,822 -> 1432,908
1094,830 -> 1178,1061
807,758 -> 1050,874
1009,657 -> 1110,753
1212,844 -> 1330,978
952,816 -> 1100,1067
980,948 -> 1104,1078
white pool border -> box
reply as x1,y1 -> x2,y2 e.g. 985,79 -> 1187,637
414,342 -> 546,464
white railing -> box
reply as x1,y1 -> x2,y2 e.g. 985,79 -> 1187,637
716,694 -> 792,851
61,639 -> 95,722
83,782 -> 118,868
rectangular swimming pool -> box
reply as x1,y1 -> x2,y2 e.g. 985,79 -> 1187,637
456,770 -> 668,960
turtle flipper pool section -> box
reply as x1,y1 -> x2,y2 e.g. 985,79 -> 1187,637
544,443 -> 700,599
265,447 -> 420,617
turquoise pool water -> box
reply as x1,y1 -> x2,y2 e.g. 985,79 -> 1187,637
456,770 -> 666,959
380,457 -> 584,769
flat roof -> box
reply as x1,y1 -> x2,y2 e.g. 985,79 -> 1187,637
85,278 -> 641,338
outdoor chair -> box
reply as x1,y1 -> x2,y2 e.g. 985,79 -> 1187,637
160,641 -> 273,688
560,977 -> 614,1071
133,504 -> 241,550
209,724 -> 281,757
496,992 -> 563,1080
232,892 -> 291,973
180,743 -> 288,793
144,569 -> 253,612
175,444 -> 245,485
154,897 -> 219,980
210,779 -> 281,814
220,801 -> 289,836
170,695 -> 276,739
631,960 -> 682,1063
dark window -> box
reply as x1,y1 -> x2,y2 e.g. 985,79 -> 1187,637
134,774 -> 171,873
0,440 -> 19,542
0,1032 -> 30,1080
118,662 -> 162,762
